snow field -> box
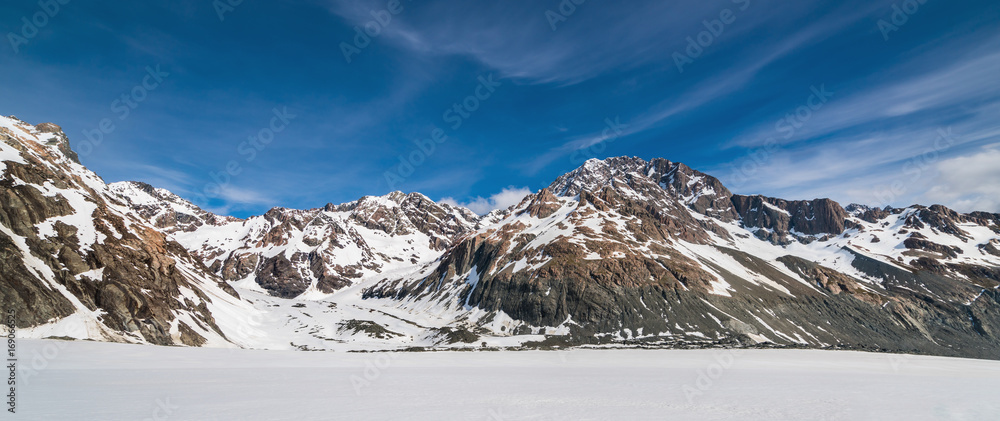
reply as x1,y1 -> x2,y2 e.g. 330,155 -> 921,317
12,339 -> 1000,421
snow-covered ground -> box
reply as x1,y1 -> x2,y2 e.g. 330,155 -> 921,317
12,340 -> 999,420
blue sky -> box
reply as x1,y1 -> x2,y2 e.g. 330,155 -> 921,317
2,0 -> 999,217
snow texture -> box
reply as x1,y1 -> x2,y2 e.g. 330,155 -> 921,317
13,339 -> 1000,420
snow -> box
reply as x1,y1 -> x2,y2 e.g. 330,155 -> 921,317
762,201 -> 791,216
32,182 -> 103,252
15,313 -> 111,340
462,265 -> 480,307
14,339 -> 1000,420
92,149 -> 1000,353
0,131 -> 29,173
168,193 -> 459,300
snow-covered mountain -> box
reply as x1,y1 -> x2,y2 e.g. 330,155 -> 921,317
0,116 -> 247,347
364,157 -> 1000,357
4,116 -> 1000,358
109,183 -> 482,299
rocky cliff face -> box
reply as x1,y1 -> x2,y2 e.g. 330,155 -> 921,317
730,195 -> 854,244
0,116 -> 244,347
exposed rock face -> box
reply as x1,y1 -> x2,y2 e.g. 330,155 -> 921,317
846,203 -> 892,223
776,255 -> 879,303
551,157 -> 738,222
904,234 -> 962,259
731,196 -> 852,244
33,121 -> 80,164
0,116 -> 241,346
520,188 -> 562,219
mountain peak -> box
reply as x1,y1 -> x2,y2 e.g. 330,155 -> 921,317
548,156 -> 735,219
1,115 -> 81,164
550,156 -> 651,197
108,180 -> 236,232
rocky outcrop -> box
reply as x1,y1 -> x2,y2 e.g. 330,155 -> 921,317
0,116 -> 239,346
904,233 -> 962,258
846,203 -> 893,223
519,188 -> 562,218
731,195 -> 852,244
34,121 -> 80,164
777,255 -> 880,304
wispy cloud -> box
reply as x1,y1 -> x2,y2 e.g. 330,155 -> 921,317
700,29 -> 1000,213
727,42 -> 1000,150
711,119 -> 1000,212
441,186 -> 532,215
516,1 -> 890,175
323,0 -> 776,85
198,185 -> 276,215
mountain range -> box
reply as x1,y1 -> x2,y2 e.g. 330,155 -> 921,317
2,115 -> 999,358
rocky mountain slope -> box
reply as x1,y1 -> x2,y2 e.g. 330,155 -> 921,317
0,116 -> 247,347
3,116 -> 999,358
364,157 -> 1000,358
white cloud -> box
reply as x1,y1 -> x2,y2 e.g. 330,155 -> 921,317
196,185 -> 276,216
441,186 -> 533,215
921,145 -> 1000,213
703,112 -> 1000,209
214,185 -> 273,205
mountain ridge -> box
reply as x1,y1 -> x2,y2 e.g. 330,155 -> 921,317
3,115 -> 1000,358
